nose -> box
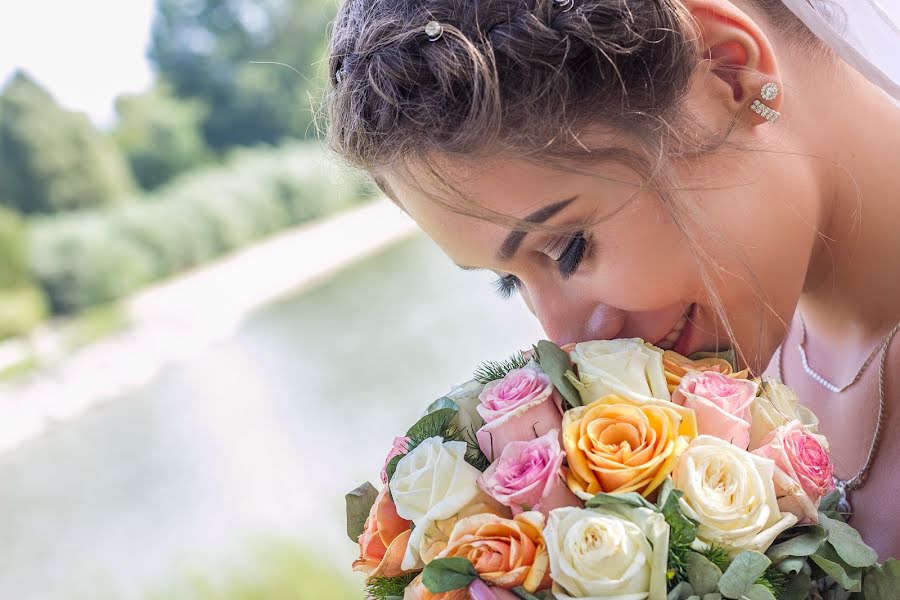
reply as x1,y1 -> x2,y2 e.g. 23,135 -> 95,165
521,284 -> 626,346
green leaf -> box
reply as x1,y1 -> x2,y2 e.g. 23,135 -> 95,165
365,573 -> 419,600
406,407 -> 458,442
774,556 -> 807,575
657,477 -> 675,509
810,544 -> 861,592
385,454 -> 403,484
686,551 -> 723,596
426,396 -> 459,413
862,559 -> 900,600
718,551 -> 771,599
818,490 -> 841,513
702,594 -> 722,600
511,587 -> 557,600
739,584 -> 775,600
666,581 -> 694,600
534,340 -> 582,407
473,352 -> 528,384
818,512 -> 878,568
780,571 -> 812,600
662,488 -> 698,544
586,492 -> 659,512
422,557 -> 478,593
345,481 -> 378,542
766,526 -> 825,561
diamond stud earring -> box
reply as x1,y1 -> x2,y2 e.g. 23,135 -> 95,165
752,82 -> 781,123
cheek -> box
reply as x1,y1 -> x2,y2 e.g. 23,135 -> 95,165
576,198 -> 702,310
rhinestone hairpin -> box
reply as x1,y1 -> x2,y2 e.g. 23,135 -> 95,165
424,20 -> 444,41
553,0 -> 575,11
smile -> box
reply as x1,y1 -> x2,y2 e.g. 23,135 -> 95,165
655,304 -> 695,352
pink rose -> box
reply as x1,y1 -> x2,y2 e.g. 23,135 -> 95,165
477,368 -> 554,423
381,436 -> 411,484
475,369 -> 563,462
478,430 -> 581,515
671,371 -> 757,449
753,420 -> 835,524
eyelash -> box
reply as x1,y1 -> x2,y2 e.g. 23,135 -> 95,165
491,232 -> 590,299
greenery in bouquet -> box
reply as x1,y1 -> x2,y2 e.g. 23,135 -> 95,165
346,339 -> 899,599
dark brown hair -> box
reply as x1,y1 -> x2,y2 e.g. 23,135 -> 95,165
323,0 -> 828,369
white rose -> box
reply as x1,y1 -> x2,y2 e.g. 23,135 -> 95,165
443,379 -> 486,437
389,437 -> 485,570
673,435 -> 798,554
568,339 -> 670,404
545,505 -> 669,600
749,377 -> 821,449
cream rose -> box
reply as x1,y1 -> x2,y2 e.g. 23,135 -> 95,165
443,379 -> 486,437
545,505 -> 669,600
749,378 -> 821,449
390,437 -> 502,569
673,435 -> 798,554
568,339 -> 670,404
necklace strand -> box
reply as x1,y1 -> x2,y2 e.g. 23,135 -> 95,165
776,320 -> 900,497
797,312 -> 891,393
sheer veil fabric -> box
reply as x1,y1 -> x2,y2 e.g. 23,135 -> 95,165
777,0 -> 900,101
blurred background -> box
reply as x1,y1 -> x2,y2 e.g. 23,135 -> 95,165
0,1 -> 542,599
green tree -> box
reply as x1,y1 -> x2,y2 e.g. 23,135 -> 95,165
148,0 -> 332,151
0,206 -> 47,339
0,71 -> 136,214
113,82 -> 213,190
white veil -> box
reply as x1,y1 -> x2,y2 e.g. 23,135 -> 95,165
778,0 -> 900,101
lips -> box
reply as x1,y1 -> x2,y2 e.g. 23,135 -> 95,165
656,304 -> 695,352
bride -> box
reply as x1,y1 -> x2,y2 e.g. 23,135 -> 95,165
324,0 -> 900,557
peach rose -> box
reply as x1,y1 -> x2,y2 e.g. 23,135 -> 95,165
671,371 -> 758,449
563,394 -> 698,499
438,512 -> 552,593
662,350 -> 748,393
353,486 -> 415,578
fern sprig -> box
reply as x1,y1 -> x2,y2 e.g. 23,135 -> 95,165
473,352 -> 527,384
366,573 -> 418,599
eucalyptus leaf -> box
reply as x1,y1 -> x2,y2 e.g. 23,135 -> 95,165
534,340 -> 582,407
810,553 -> 861,591
422,557 -> 478,593
385,454 -> 403,483
774,556 -> 807,576
862,558 -> 900,600
586,492 -> 659,512
666,581 -> 694,600
702,595 -> 723,600
781,571 -> 812,600
345,482 -> 379,542
818,490 -> 841,513
766,526 -> 825,561
657,477 -> 675,509
717,551 -> 771,599
426,396 -> 459,414
738,584 -> 775,600
818,513 -> 878,568
511,587 -> 557,600
686,551 -> 723,596
662,488 -> 698,544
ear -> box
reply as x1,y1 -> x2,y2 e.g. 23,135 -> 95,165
681,0 -> 783,124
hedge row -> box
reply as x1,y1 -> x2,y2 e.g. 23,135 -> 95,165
27,143 -> 375,314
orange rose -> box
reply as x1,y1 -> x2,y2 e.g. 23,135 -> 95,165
662,350 -> 749,393
437,512 -> 551,593
563,394 -> 698,498
402,575 -> 469,600
353,487 -> 416,578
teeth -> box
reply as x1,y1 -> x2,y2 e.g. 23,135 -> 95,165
656,313 -> 689,350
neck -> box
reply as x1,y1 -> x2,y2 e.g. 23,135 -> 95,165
795,59 -> 900,345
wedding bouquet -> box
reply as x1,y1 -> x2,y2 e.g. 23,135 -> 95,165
345,339 -> 899,600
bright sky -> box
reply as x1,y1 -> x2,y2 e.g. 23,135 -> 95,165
0,0 -> 157,128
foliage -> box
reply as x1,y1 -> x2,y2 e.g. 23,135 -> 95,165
113,82 -> 213,190
148,0 -> 335,151
0,206 -> 27,288
473,351 -> 527,384
366,573 -> 418,600
27,143 -> 373,314
0,285 -> 47,340
0,71 -> 135,214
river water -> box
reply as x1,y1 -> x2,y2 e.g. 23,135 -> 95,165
0,236 -> 543,599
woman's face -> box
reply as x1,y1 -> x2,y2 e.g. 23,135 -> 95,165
381,142 -> 821,373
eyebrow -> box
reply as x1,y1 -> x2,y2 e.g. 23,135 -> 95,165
496,197 -> 577,261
